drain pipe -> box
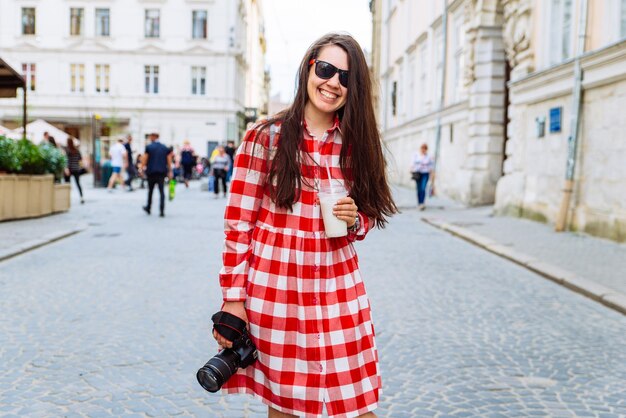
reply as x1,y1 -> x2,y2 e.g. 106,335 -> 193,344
431,0 -> 449,194
555,0 -> 589,231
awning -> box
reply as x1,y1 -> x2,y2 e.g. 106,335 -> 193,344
0,58 -> 25,98
9,119 -> 79,147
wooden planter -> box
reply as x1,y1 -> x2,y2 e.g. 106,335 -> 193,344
0,174 -> 69,221
53,183 -> 71,213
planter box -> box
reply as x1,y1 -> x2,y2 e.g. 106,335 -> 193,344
53,184 -> 71,213
0,174 -> 17,220
28,174 -> 54,217
0,174 -> 66,221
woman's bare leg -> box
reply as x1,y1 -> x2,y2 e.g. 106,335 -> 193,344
268,406 -> 297,417
268,406 -> 376,417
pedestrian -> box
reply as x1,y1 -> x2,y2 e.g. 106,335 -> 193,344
224,140 -> 236,182
141,133 -> 172,217
212,33 -> 397,418
107,138 -> 127,191
43,131 -> 57,147
210,146 -> 230,198
123,135 -> 137,191
136,153 -> 146,189
180,140 -> 196,188
63,138 -> 85,204
410,143 -> 434,210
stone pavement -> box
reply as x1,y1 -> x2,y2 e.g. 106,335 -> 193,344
394,185 -> 626,316
0,178 -> 625,417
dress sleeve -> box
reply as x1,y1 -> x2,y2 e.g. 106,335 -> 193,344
219,126 -> 270,302
347,211 -> 374,242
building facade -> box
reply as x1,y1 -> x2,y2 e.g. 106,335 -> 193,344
0,0 -> 267,159
375,0 -> 506,206
495,0 -> 626,242
374,0 -> 626,241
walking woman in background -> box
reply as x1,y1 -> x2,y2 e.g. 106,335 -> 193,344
212,33 -> 397,418
64,138 -> 85,204
210,146 -> 230,198
410,143 -> 434,210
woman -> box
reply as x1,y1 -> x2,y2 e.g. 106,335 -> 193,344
180,140 -> 196,188
410,143 -> 434,210
213,33 -> 397,418
64,138 -> 85,204
210,146 -> 230,198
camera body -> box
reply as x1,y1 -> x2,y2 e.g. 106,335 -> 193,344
196,311 -> 257,393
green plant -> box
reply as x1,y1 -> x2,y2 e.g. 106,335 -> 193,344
39,143 -> 67,181
15,138 -> 46,175
0,136 -> 21,172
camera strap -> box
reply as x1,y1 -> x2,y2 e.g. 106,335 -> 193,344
211,311 -> 247,343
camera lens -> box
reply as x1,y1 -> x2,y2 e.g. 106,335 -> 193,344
196,366 -> 221,393
196,349 -> 240,393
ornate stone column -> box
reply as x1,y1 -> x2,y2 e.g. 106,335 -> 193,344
502,0 -> 534,80
461,0 -> 507,205
494,0 -> 534,215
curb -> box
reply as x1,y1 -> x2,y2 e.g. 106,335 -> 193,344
0,225 -> 87,262
422,217 -> 626,316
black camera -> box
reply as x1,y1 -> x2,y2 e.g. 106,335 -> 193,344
196,311 -> 257,393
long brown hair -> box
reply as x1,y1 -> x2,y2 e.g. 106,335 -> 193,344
66,138 -> 78,155
257,33 -> 397,228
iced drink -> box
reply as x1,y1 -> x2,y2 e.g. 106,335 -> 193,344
318,183 -> 348,238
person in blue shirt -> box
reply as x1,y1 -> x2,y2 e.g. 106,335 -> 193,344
141,133 -> 173,217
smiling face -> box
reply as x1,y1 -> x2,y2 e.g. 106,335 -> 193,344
306,45 -> 349,119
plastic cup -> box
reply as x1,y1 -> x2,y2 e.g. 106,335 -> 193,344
318,183 -> 348,238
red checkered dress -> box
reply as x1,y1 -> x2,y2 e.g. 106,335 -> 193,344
219,118 -> 381,418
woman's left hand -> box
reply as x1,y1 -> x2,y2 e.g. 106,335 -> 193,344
333,197 -> 358,227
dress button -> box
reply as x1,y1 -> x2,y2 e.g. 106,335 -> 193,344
312,297 -> 317,304
313,265 -> 320,272
319,364 -> 323,372
317,334 -> 321,340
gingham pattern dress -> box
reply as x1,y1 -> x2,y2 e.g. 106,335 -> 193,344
219,118 -> 381,418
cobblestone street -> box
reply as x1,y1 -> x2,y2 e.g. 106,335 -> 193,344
1,183 -> 625,417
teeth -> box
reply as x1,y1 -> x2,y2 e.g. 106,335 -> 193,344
319,89 -> 337,99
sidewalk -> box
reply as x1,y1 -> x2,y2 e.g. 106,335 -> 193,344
393,184 -> 626,315
3,180 -> 625,315
0,175 -> 96,261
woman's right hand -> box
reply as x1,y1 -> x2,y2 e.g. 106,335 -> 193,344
213,301 -> 248,349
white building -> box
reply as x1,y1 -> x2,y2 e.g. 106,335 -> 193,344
375,0 -> 505,206
0,0 -> 267,161
373,0 -> 626,242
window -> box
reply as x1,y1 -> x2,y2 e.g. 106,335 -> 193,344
192,10 -> 207,39
70,8 -> 84,36
145,9 -> 160,38
397,64 -> 404,120
95,64 -> 110,94
191,66 -> 206,95
145,65 -> 159,94
95,8 -> 110,37
451,13 -> 465,103
418,43 -> 428,113
549,0 -> 573,64
391,81 -> 397,116
22,8 -> 36,35
408,52 -> 416,118
433,31 -> 444,107
22,64 -> 36,91
622,0 -> 626,38
70,64 -> 85,93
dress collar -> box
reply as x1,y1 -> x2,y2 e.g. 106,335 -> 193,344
302,114 -> 342,137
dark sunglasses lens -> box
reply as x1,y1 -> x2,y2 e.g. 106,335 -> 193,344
316,61 -> 337,79
339,72 -> 348,88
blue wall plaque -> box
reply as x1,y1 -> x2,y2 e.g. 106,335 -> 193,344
549,107 -> 562,133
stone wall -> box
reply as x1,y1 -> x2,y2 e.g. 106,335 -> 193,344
495,42 -> 626,241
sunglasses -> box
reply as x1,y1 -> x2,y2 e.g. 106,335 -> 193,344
309,59 -> 349,88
